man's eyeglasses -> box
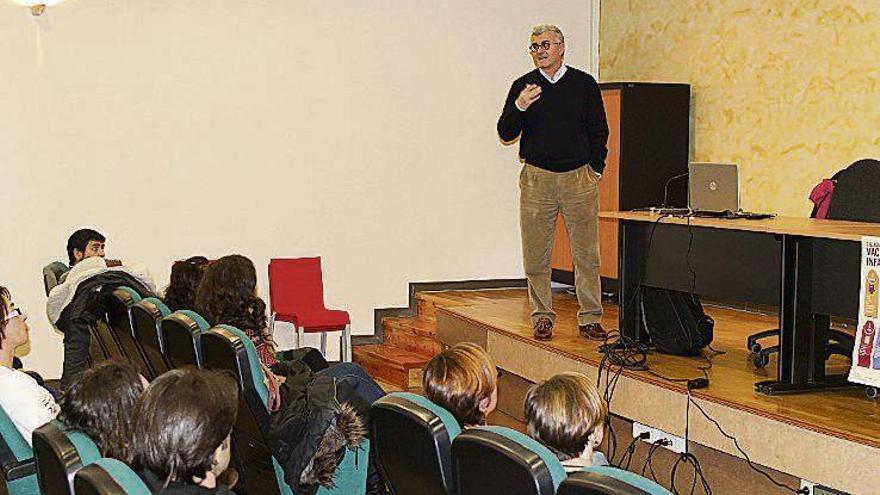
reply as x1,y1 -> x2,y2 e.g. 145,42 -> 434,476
4,308 -> 23,322
529,41 -> 562,52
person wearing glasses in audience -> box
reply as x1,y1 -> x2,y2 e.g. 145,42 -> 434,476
497,24 -> 609,343
421,342 -> 499,428
0,286 -> 60,445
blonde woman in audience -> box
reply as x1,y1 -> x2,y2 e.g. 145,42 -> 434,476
422,342 -> 499,427
0,286 -> 59,445
524,372 -> 609,472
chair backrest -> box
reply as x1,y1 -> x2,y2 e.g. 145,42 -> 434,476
558,467 -> 673,495
370,392 -> 461,495
104,287 -> 153,377
0,403 -> 33,465
202,325 -> 370,495
73,458 -> 150,495
826,158 -> 880,222
269,257 -> 327,316
33,421 -> 101,495
201,325 -> 283,495
0,404 -> 39,495
130,298 -> 172,379
42,262 -> 69,296
452,426 -> 566,495
159,310 -> 210,368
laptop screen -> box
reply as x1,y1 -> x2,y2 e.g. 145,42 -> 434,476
688,163 -> 739,213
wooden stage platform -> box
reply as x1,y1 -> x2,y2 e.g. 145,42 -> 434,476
432,288 -> 880,495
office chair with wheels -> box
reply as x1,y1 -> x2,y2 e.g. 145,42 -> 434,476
747,159 -> 877,369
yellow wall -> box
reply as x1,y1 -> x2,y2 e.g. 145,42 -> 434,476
600,0 -> 880,216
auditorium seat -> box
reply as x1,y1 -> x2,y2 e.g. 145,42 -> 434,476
370,392 -> 461,495
0,404 -> 39,495
452,426 -> 566,495
32,420 -> 101,495
130,297 -> 172,379
558,467 -> 673,495
201,324 -> 370,495
160,310 -> 211,368
73,457 -> 150,495
105,287 -> 153,377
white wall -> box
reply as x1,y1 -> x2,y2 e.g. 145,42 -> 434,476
0,0 -> 597,377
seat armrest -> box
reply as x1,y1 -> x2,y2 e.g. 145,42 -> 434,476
1,457 -> 36,480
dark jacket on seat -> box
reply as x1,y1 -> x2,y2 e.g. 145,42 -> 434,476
268,360 -> 365,495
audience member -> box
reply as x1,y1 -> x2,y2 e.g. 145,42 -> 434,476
59,229 -> 121,284
0,286 -> 60,445
163,256 -> 209,312
195,254 -> 277,368
48,229 -> 156,388
422,342 -> 498,428
58,361 -> 147,460
524,372 -> 609,471
195,254 -> 384,413
195,254 -> 384,493
129,368 -> 237,494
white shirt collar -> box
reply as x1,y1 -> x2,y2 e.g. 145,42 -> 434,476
539,64 -> 567,84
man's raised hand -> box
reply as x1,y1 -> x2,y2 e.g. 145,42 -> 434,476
516,83 -> 542,111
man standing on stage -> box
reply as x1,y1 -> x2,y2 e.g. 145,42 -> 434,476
497,24 -> 609,342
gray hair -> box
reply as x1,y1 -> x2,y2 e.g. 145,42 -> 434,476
531,24 -> 564,43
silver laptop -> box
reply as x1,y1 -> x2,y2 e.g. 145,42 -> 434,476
688,163 -> 739,213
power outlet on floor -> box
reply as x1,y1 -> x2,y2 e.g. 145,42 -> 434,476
801,480 -> 815,494
801,480 -> 849,495
631,422 -> 686,454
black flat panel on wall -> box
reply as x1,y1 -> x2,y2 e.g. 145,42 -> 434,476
600,82 -> 691,210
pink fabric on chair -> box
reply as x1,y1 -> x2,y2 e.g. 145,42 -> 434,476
809,179 -> 836,219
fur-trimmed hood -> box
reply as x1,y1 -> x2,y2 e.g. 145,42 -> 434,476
268,365 -> 366,495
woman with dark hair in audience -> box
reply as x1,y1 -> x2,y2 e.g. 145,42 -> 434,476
163,256 -> 209,312
0,286 -> 60,445
195,254 -> 384,413
130,368 -> 238,494
195,254 -> 386,493
58,361 -> 147,459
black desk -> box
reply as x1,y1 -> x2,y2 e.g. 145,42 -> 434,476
608,211 -> 869,394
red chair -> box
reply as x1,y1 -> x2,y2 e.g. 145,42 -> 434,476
268,257 -> 352,361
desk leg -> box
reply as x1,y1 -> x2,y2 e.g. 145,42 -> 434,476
618,220 -> 646,343
756,236 -> 855,394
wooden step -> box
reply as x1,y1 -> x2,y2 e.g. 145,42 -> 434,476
383,316 -> 443,356
353,344 -> 431,390
375,378 -> 404,393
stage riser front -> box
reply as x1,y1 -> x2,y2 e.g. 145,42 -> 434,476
437,302 -> 880,495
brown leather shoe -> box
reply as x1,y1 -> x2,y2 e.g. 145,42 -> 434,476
579,322 -> 607,341
533,317 -> 554,341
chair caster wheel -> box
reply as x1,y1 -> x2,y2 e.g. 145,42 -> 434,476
750,352 -> 769,369
867,386 -> 879,400
749,342 -> 762,353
